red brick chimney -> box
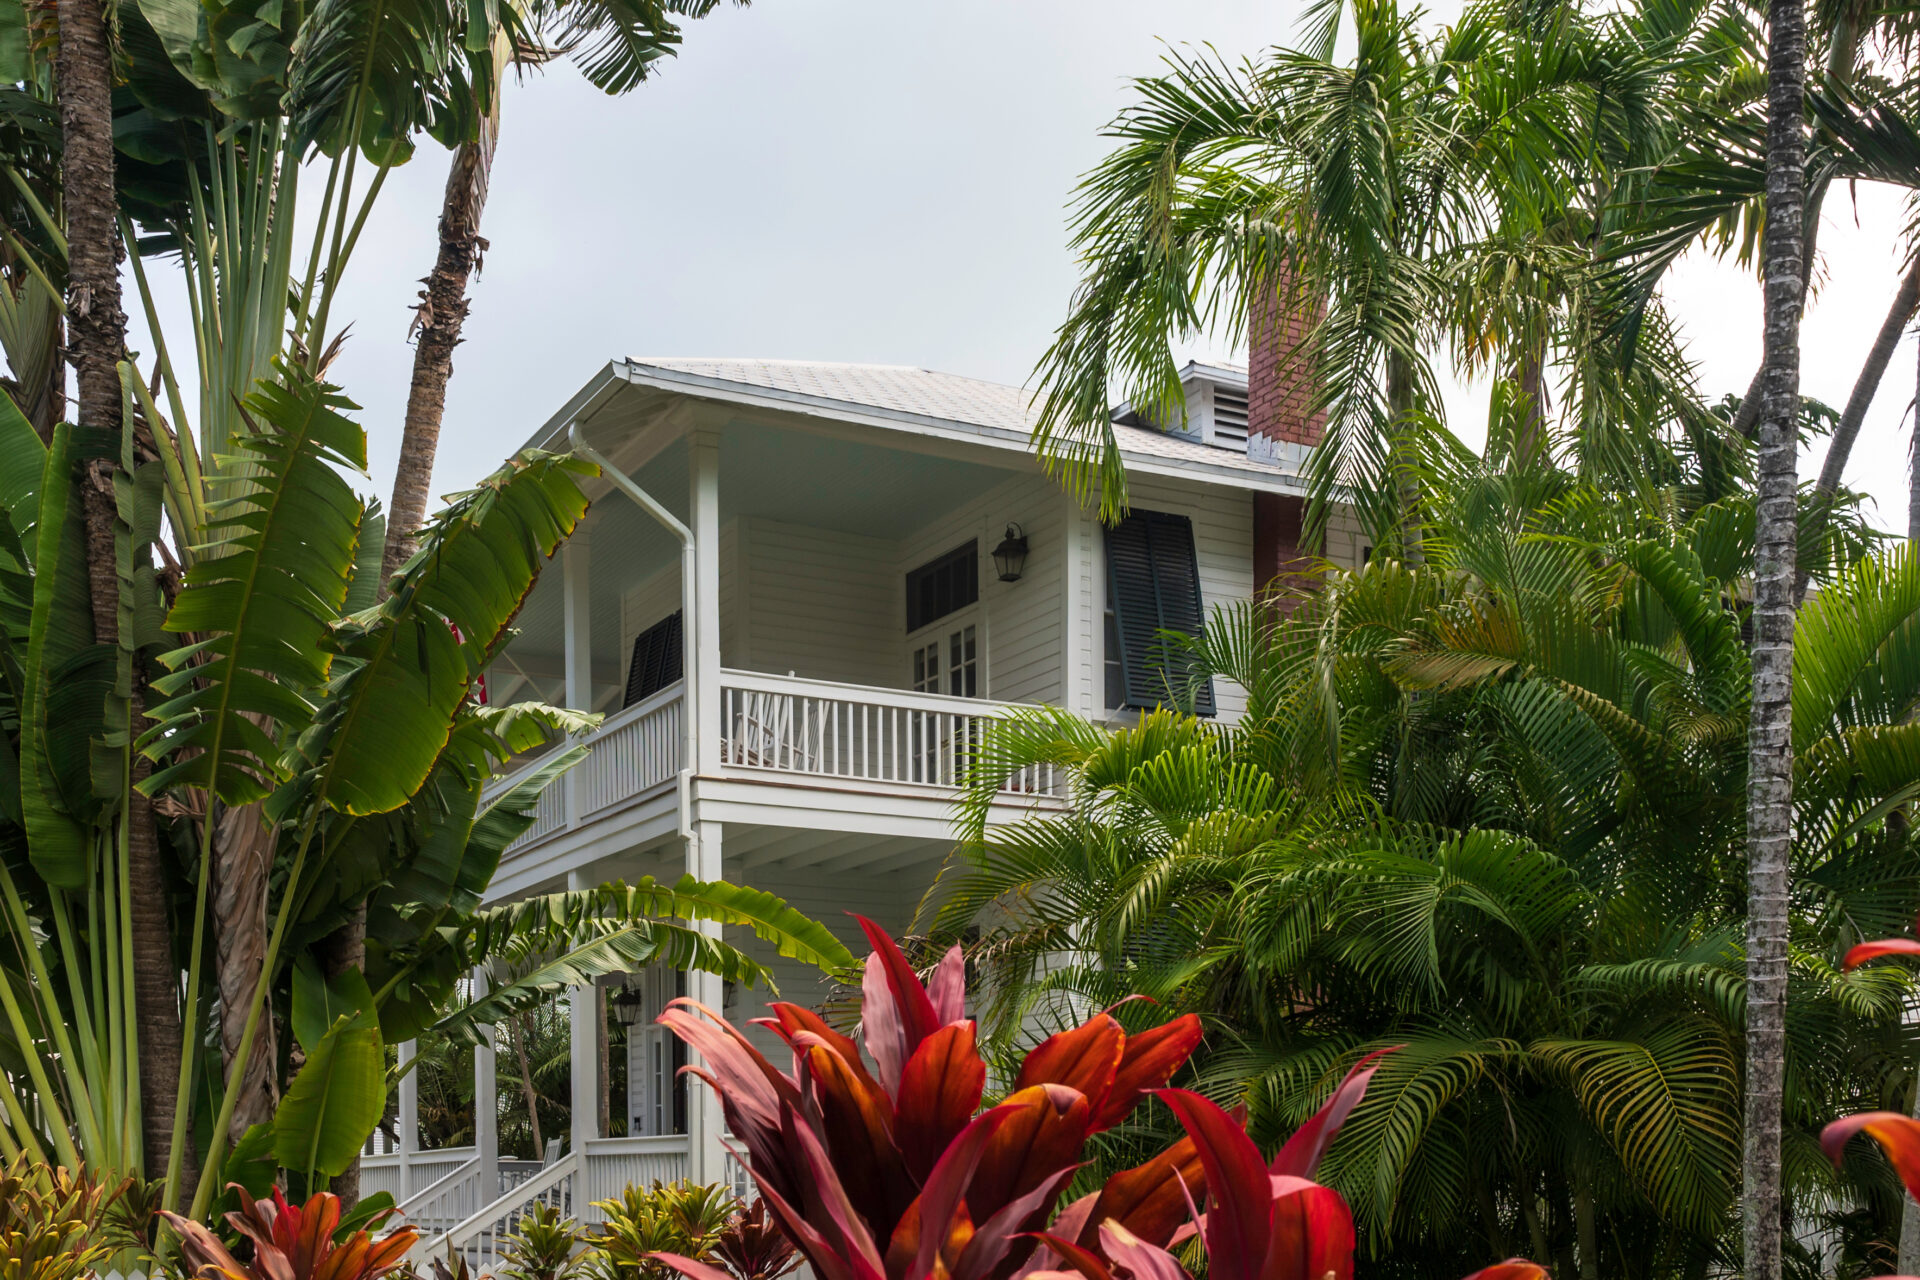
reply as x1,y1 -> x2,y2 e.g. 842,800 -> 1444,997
1248,269 -> 1326,605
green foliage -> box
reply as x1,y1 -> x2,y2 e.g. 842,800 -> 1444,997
941,457 -> 1920,1275
0,1159 -> 126,1280
500,1202 -> 585,1280
586,1181 -> 737,1280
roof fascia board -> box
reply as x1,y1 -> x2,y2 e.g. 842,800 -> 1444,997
615,360 -> 1309,497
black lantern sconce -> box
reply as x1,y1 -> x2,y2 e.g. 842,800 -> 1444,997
992,523 -> 1029,583
610,983 -> 645,1028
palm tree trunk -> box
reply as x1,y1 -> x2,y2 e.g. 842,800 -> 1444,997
1733,183 -> 1828,441
55,0 -> 189,1186
1746,0 -> 1807,1273
215,800 -> 279,1145
328,107 -> 501,1208
513,1012 -> 544,1156
383,117 -> 501,583
1911,332 -> 1919,544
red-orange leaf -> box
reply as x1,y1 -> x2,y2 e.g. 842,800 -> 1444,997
1155,1089 -> 1273,1280
1081,1136 -> 1205,1249
1097,1221 -> 1190,1280
1842,938 -> 1920,971
1095,1015 -> 1204,1131
1263,1176 -> 1352,1280
896,1022 -> 988,1183
858,915 -> 944,1097
969,1084 -> 1094,1228
1459,1262 -> 1550,1280
1823,1111 -> 1920,1201
1016,1016 -> 1125,1111
803,1038 -> 916,1236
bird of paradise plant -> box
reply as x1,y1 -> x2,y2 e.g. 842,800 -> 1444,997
649,918 -> 1548,1280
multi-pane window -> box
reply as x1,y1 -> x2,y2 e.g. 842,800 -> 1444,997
912,624 -> 978,697
1104,510 -> 1216,715
906,542 -> 978,632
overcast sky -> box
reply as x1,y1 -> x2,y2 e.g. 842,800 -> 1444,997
135,0 -> 1920,535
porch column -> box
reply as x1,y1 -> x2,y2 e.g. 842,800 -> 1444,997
397,1039 -> 419,1199
563,526 -> 593,825
567,869 -> 600,1160
690,432 -> 722,776
685,819 -> 727,1183
472,969 -> 499,1201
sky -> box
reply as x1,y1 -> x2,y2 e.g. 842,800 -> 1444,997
129,0 -> 1920,535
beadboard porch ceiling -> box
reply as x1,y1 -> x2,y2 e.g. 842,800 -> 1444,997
505,419 -> 1017,678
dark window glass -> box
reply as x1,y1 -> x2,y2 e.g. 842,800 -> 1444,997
1103,511 -> 1216,715
905,542 -> 979,632
623,611 -> 683,708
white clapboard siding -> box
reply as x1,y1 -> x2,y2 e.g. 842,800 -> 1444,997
893,472 -> 1069,707
736,518 -> 897,683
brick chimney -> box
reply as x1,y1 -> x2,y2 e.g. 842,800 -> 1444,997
1248,268 -> 1326,605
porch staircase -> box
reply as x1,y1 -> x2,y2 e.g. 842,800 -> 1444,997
403,1151 -> 581,1272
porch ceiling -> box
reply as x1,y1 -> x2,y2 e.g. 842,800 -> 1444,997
503,418 -> 1017,672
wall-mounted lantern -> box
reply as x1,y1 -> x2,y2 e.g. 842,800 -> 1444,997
610,984 -> 646,1028
992,523 -> 1030,583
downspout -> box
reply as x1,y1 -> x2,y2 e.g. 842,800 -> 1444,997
567,421 -> 699,845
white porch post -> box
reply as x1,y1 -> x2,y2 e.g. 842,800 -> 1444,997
691,432 -> 722,775
472,969 -> 499,1201
686,820 -> 726,1183
397,1039 -> 419,1199
563,527 -> 594,825
567,870 -> 600,1161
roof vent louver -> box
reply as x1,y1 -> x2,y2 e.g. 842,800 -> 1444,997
1211,388 -> 1250,451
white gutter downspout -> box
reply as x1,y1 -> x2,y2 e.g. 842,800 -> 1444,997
567,422 -> 699,846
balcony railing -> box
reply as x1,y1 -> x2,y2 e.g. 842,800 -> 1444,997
719,670 -> 1062,796
486,670 -> 1065,855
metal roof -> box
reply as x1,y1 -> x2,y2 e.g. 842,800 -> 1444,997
615,358 -> 1303,487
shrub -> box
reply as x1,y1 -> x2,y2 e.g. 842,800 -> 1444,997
587,1181 -> 737,1280
0,1159 -> 126,1280
500,1203 -> 585,1280
159,1185 -> 417,1280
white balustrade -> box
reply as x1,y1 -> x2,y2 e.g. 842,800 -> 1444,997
412,1152 -> 579,1273
394,1154 -> 483,1238
719,670 -> 1063,796
575,684 -> 684,817
579,1135 -> 694,1221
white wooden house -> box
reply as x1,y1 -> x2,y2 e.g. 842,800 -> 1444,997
370,350 -> 1363,1265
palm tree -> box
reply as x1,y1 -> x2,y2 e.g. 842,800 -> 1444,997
1746,0 -> 1810,1260
386,0 -> 739,582
1029,0 -> 1724,546
936,446 -> 1920,1273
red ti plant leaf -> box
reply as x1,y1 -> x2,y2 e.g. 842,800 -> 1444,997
1266,1176 -> 1355,1280
1843,938 -> 1920,970
1823,1111 -> 1920,1202
1096,1015 -> 1204,1130
159,1186 -> 416,1280
968,1084 -> 1095,1233
1059,1135 -> 1206,1250
1271,1046 -> 1401,1178
1094,1222 -> 1189,1280
857,915 -> 946,1097
1153,1089 -> 1274,1280
895,1022 -> 988,1182
1459,1263 -> 1550,1280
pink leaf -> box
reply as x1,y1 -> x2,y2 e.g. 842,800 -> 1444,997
1271,1046 -> 1400,1178
1154,1089 -> 1273,1280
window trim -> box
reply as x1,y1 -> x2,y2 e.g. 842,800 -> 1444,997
1103,510 -> 1216,716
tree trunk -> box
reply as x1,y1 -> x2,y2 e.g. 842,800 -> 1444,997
383,118 -> 501,584
1911,330 -> 1920,544
1734,183 -> 1828,441
55,0 -> 185,1187
1746,0 -> 1807,1273
512,1013 -> 544,1157
215,800 -> 279,1145
322,901 -> 368,1210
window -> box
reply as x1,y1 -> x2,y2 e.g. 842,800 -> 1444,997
906,542 -> 978,632
913,624 -> 978,697
1104,511 -> 1215,715
623,611 -> 682,708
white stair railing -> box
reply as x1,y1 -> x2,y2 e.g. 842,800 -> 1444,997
394,1154 -> 484,1239
408,1151 -> 578,1273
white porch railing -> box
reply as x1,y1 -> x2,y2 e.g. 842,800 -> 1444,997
579,1135 -> 696,1217
407,1136 -> 691,1271
395,1154 -> 484,1238
485,670 -> 1067,857
719,670 -> 1064,796
362,1146 -> 476,1208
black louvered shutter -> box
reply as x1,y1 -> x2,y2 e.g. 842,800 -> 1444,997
624,611 -> 683,708
1105,512 -> 1216,716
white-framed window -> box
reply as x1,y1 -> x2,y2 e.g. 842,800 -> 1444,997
905,542 -> 981,698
